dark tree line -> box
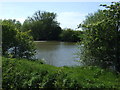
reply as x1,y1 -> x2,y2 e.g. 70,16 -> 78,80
60,28 -> 82,42
22,11 -> 81,42
22,11 -> 62,41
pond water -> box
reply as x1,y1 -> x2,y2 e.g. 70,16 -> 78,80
34,41 -> 80,67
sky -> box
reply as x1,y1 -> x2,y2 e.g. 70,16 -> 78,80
0,2 -> 113,30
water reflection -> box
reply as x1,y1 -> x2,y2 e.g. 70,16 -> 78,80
35,41 -> 80,67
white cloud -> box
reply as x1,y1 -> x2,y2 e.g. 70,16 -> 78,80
57,12 -> 87,29
11,18 -> 25,24
15,18 -> 25,24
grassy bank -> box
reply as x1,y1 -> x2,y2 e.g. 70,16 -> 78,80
2,57 -> 120,89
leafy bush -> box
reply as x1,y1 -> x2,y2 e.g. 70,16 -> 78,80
78,2 -> 120,72
2,57 -> 120,89
2,19 -> 36,59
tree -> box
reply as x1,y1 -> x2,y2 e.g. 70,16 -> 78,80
22,11 -> 62,41
78,2 -> 120,72
82,10 -> 107,25
101,1 -> 120,72
2,19 -> 36,59
2,19 -> 22,30
60,28 -> 81,42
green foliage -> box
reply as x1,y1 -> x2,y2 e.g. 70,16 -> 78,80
22,11 -> 62,41
78,2 -> 120,72
3,57 -> 120,89
1,19 -> 21,30
60,28 -> 82,42
82,10 -> 107,25
2,19 -> 36,59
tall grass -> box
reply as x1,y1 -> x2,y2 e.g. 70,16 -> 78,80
2,57 -> 120,89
